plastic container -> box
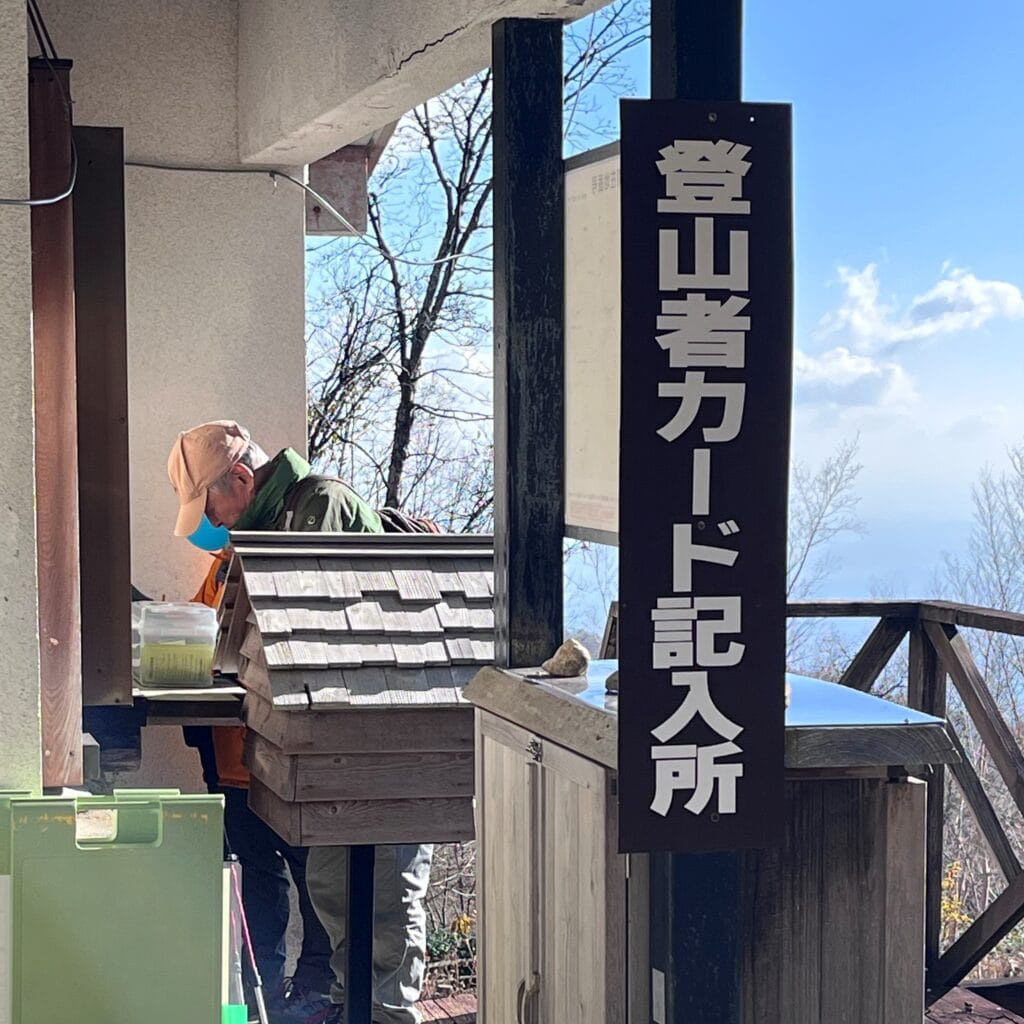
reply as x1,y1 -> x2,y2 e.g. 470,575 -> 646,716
132,601 -> 218,687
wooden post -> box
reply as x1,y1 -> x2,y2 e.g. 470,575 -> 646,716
491,18 -> 565,669
908,623 -> 947,972
651,0 -> 742,101
344,844 -> 375,1024
72,126 -> 132,708
647,3 -> 745,1021
28,57 -> 82,788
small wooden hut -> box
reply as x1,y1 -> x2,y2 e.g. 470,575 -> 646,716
215,531 -> 494,845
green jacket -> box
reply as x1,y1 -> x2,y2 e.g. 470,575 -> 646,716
234,448 -> 383,535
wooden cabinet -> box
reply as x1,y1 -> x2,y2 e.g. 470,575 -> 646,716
476,709 -> 633,1024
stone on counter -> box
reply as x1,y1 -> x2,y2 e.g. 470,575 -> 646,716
541,638 -> 591,678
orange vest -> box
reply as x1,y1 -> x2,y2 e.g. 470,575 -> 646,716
193,554 -> 250,789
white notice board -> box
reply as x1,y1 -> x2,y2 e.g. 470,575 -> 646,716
565,143 -> 621,544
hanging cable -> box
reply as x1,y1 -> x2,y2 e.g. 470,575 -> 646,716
28,0 -> 57,60
125,159 -> 489,269
0,1 -> 77,207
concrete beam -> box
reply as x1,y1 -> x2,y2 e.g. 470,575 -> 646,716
0,0 -> 42,793
238,0 -> 614,166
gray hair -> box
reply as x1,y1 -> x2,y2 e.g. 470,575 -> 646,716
209,439 -> 270,492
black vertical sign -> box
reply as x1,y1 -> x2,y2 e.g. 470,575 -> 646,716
618,99 -> 792,853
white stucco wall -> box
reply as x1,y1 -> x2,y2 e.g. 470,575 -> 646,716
0,0 -> 42,793
238,0 -> 614,165
43,0 -> 307,605
40,0 -> 307,791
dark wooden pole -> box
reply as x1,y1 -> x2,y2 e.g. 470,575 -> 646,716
648,3 -> 745,1021
29,57 -> 82,788
344,844 -> 375,1024
491,18 -> 565,669
908,624 -> 947,977
73,126 -> 132,709
651,0 -> 742,102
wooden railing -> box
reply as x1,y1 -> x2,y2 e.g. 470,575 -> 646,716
788,600 -> 1024,1002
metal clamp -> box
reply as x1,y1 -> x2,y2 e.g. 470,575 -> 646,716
517,973 -> 540,1023
526,738 -> 543,762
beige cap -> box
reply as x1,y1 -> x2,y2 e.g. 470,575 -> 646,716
167,420 -> 250,537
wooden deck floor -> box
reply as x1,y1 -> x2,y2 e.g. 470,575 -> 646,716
418,994 -> 477,1022
927,987 -> 1024,1022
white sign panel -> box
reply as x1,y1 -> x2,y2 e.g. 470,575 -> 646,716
565,146 -> 621,542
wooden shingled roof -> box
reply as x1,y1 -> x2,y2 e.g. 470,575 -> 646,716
215,532 -> 495,711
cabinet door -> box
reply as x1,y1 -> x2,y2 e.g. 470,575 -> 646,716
538,743 -> 625,1024
477,711 -> 539,1024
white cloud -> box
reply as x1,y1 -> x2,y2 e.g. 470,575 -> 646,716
794,345 -> 916,409
818,263 -> 1024,351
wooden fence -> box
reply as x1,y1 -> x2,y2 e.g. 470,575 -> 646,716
789,600 -> 1024,1002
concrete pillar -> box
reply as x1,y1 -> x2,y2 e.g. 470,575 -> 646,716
0,0 -> 42,793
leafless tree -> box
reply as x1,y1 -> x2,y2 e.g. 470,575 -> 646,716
306,0 -> 648,531
785,436 -> 866,670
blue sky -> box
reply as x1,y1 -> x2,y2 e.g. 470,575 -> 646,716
595,0 -> 1024,599
744,0 -> 1024,596
309,1 -> 1024,615
553,0 -> 1024,631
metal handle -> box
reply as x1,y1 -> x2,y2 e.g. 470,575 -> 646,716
523,973 -> 540,1024
516,978 -> 527,1024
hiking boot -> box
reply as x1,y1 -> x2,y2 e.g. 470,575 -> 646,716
270,984 -> 341,1024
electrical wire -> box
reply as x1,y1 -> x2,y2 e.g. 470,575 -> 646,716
126,158 -> 489,269
0,1 -> 77,207
28,0 -> 57,60
125,159 -> 362,234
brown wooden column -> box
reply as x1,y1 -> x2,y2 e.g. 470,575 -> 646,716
29,57 -> 82,787
73,126 -> 132,708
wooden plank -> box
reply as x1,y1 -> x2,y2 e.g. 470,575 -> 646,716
242,692 -> 474,754
318,558 -> 362,600
603,773 -> 627,1024
819,780 -> 885,1024
785,723 -> 957,770
946,723 -> 1021,884
30,58 -> 83,787
492,17 -> 565,668
922,601 -> 1024,639
232,531 -> 493,551
243,731 -> 297,800
627,851 -> 651,1024
477,710 -> 535,1024
295,750 -> 474,802
839,616 -> 911,692
392,568 -> 443,602
72,125 -> 131,709
437,597 -> 494,632
787,600 -> 921,619
299,795 -> 475,845
929,869 -> 1024,1001
909,623 -> 948,971
271,559 -> 329,600
925,622 -> 1024,817
467,666 -> 617,768
247,776 -> 301,845
928,987 -> 1024,1022
346,600 -> 386,632
883,778 -> 926,1024
253,605 -> 291,638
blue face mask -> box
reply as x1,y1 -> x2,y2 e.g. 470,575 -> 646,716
187,514 -> 230,552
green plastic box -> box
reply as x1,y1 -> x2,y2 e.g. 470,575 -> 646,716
5,789 -> 224,1024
